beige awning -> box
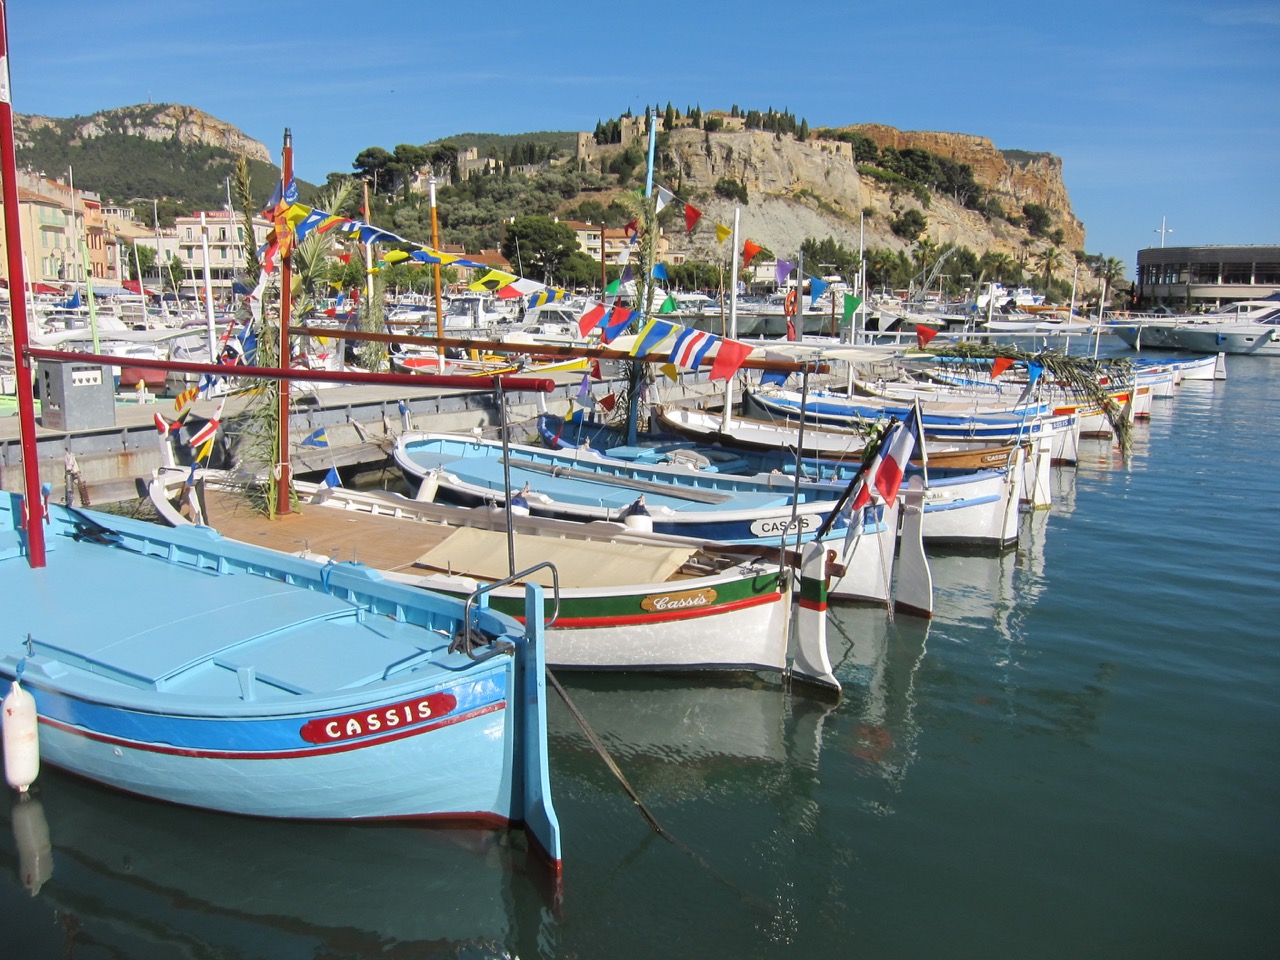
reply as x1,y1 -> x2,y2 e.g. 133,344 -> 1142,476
414,526 -> 696,589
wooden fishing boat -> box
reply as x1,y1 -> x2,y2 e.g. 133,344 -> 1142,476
744,386 -> 1080,463
148,467 -> 841,689
393,431 -> 850,545
391,432 -> 914,605
646,407 -> 1031,472
0,492 -> 561,866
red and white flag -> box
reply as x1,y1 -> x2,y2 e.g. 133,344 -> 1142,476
872,412 -> 918,508
187,399 -> 227,450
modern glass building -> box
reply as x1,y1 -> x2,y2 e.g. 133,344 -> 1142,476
1135,245 -> 1280,309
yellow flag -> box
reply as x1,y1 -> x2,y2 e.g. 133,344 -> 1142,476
659,363 -> 679,382
715,223 -> 731,244
469,269 -> 518,292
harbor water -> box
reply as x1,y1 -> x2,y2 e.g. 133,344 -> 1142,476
1,349 -> 1276,958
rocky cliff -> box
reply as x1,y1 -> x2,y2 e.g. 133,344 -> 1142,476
657,123 -> 1085,269
15,104 -> 272,165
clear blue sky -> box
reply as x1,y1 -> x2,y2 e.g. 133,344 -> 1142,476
7,0 -> 1277,275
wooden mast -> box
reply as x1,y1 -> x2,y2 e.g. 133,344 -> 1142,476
0,0 -> 47,566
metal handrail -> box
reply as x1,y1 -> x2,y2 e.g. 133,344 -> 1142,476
454,561 -> 561,659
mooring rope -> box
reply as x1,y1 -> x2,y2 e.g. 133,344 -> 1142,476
545,667 -> 775,916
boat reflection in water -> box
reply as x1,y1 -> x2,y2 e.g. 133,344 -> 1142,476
826,604 -> 931,811
0,769 -> 557,959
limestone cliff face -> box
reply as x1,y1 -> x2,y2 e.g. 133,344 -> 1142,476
848,124 -> 1083,248
16,104 -> 272,164
658,123 -> 1084,265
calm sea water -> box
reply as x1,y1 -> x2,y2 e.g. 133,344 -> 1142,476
2,347 -> 1277,959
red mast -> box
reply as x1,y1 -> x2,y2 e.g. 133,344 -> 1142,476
274,130 -> 293,516
0,1 -> 47,566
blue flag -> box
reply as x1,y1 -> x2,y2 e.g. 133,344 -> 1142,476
301,428 -> 329,448
322,466 -> 342,488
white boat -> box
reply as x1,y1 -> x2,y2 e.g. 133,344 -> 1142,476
976,283 -> 1045,311
1109,300 -> 1280,355
391,431 -> 916,605
442,293 -> 521,331
149,467 -> 842,689
499,304 -> 597,350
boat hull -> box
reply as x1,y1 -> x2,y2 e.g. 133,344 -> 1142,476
17,680 -> 517,823
0,494 -> 560,862
394,433 -> 849,547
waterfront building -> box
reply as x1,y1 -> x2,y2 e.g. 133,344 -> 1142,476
146,210 -> 272,301
0,172 -> 115,289
1136,244 -> 1280,309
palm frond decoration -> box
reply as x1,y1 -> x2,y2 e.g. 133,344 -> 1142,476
921,342 -> 1136,457
232,157 -> 261,282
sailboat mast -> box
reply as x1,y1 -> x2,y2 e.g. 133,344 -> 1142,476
199,212 -> 217,360
721,206 -> 741,431
68,164 -> 101,353
430,174 -> 444,339
0,0 -> 47,565
626,113 -> 660,446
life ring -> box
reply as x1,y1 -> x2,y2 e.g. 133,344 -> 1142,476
783,289 -> 799,317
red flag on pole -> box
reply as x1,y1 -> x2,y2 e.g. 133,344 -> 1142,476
915,324 -> 938,349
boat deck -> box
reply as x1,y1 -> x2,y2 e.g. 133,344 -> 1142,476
189,487 -> 706,589
195,488 -> 455,574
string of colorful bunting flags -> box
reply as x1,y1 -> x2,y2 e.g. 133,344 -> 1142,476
255,193 -> 762,381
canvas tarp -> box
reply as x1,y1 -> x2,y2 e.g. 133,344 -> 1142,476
413,526 -> 695,589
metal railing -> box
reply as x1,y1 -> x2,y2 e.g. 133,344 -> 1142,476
453,561 -> 561,660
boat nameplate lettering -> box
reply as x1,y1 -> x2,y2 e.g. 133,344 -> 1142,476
750,514 -> 821,538
301,693 -> 458,744
641,587 -> 718,612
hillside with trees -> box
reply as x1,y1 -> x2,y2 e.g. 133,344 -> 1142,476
14,102 -> 1130,307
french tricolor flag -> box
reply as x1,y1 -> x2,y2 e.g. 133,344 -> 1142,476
848,406 -> 922,513
872,407 -> 920,508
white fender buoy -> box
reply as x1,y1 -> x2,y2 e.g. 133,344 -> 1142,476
415,471 -> 440,503
3,680 -> 40,793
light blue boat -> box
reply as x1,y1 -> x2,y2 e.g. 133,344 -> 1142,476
745,387 -> 1051,438
393,432 -> 854,546
0,493 -> 560,868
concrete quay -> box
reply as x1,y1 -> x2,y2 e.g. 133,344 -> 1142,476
0,368 -> 727,506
